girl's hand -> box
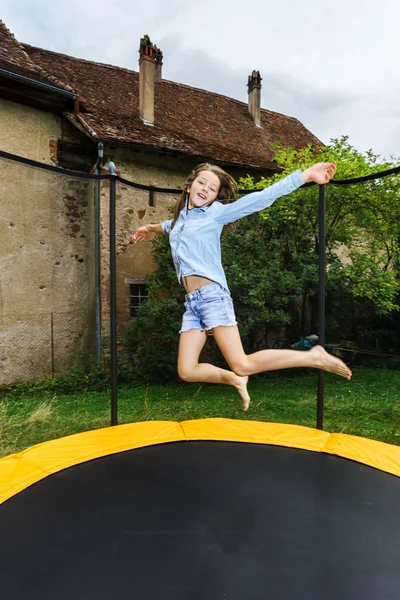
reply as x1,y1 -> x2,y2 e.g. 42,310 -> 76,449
301,162 -> 336,184
130,226 -> 152,243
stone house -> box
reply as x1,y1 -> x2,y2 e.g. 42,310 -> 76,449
0,21 -> 321,384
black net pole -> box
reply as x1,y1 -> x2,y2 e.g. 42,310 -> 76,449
317,183 -> 326,430
109,163 -> 118,426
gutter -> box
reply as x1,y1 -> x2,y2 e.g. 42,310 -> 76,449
0,67 -> 78,99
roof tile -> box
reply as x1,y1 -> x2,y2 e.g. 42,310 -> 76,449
0,21 -> 74,93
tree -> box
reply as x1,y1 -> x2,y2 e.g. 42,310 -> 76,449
236,137 -> 400,338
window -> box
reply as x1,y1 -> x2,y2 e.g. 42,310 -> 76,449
125,278 -> 149,318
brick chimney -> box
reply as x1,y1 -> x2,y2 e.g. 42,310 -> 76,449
139,35 -> 157,126
154,44 -> 163,83
247,70 -> 262,127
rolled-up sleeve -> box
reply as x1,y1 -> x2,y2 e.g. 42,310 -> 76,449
161,219 -> 172,235
213,170 -> 304,225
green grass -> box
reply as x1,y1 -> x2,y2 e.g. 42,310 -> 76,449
1,367 -> 400,458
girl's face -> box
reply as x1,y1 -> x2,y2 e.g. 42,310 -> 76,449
188,170 -> 220,209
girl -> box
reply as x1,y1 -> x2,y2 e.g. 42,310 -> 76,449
132,162 -> 351,411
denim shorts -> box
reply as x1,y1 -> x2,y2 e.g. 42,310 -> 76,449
180,282 -> 237,334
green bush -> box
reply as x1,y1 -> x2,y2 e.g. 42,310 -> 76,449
2,352 -> 110,397
123,298 -> 183,382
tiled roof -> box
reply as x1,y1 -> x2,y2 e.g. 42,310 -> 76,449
22,41 -> 321,170
0,21 -> 74,93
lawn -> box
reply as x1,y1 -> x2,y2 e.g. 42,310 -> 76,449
1,367 -> 400,458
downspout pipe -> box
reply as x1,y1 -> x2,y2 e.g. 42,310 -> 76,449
94,142 -> 104,366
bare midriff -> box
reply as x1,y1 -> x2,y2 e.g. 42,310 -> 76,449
183,275 -> 215,294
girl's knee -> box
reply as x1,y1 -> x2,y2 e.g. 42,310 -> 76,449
231,358 -> 251,377
178,366 -> 195,382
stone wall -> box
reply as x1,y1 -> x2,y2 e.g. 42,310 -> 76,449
0,99 -> 95,384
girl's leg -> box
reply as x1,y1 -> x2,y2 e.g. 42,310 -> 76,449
178,329 -> 251,410
212,326 -> 352,379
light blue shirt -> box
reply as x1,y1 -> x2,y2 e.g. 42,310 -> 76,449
162,170 -> 304,291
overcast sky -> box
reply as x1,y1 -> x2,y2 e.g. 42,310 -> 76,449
1,0 -> 399,160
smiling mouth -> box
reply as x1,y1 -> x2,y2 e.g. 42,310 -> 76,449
197,194 -> 207,200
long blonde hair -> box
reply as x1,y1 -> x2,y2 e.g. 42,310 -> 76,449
171,163 -> 238,230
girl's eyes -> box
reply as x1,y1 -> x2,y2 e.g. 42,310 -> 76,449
198,180 -> 217,192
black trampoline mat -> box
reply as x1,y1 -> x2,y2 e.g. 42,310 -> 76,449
1,441 -> 400,600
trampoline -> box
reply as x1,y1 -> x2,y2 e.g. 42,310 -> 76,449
1,418 -> 400,600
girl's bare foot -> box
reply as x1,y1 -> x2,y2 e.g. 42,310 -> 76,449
310,345 -> 352,380
234,375 -> 251,411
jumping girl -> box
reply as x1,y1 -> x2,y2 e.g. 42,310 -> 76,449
132,162 -> 352,411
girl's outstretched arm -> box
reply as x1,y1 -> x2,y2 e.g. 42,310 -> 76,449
130,221 -> 168,243
213,162 -> 336,226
